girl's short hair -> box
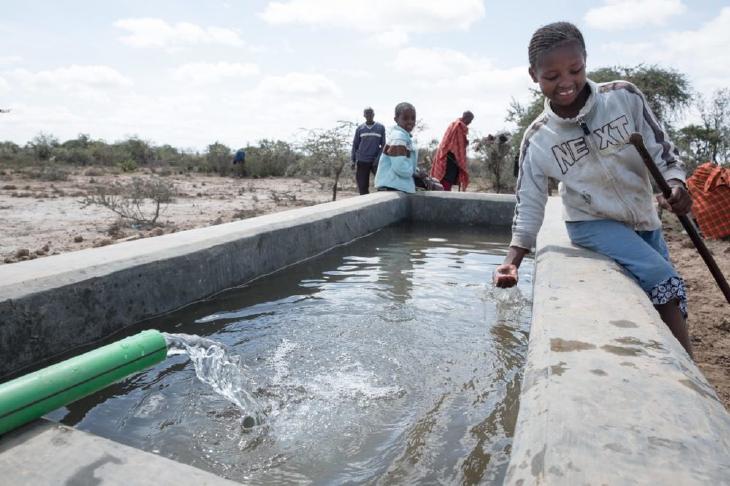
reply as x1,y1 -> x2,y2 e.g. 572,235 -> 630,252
528,22 -> 586,68
394,102 -> 415,117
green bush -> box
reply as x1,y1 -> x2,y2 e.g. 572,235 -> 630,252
205,142 -> 233,176
246,139 -> 301,178
118,159 -> 138,172
54,147 -> 93,166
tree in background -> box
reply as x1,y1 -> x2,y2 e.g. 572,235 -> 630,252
418,138 -> 439,173
473,132 -> 514,193
120,137 -> 155,167
676,88 -> 730,168
246,139 -> 301,178
298,121 -> 356,201
205,142 -> 233,175
506,89 -> 545,156
27,132 -> 59,161
589,65 -> 692,126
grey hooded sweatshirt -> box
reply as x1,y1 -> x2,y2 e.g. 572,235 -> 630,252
511,79 -> 686,250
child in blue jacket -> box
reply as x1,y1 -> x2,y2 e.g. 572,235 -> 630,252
374,102 -> 418,193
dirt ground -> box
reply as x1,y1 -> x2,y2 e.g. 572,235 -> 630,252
0,170 -> 357,261
663,214 -> 730,409
0,169 -> 728,408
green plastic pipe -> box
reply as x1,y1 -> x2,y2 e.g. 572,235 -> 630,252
0,329 -> 167,436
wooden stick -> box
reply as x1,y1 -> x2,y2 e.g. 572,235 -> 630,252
629,132 -> 730,304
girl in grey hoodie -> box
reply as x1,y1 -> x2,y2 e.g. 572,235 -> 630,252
494,22 -> 694,356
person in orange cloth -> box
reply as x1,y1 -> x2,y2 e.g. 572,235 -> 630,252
430,111 -> 473,191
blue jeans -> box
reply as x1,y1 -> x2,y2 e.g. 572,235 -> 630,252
565,219 -> 687,316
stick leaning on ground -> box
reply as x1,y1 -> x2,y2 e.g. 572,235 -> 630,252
629,132 -> 730,304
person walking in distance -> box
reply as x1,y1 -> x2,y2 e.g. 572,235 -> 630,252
351,107 -> 386,195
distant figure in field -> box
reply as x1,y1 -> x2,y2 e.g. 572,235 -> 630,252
232,148 -> 246,176
351,107 -> 386,195
430,111 -> 473,191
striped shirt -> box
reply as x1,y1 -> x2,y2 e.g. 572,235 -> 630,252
351,122 -> 385,163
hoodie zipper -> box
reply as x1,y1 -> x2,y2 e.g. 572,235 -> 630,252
578,118 -> 590,136
576,116 -> 639,225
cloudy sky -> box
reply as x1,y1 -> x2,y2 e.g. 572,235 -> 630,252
0,0 -> 728,151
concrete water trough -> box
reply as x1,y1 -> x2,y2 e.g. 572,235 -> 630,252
1,191 -> 728,484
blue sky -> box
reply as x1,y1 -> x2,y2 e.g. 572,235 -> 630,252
1,0 -> 728,151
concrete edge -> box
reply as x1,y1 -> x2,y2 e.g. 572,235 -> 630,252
0,191 -> 519,484
409,191 -> 516,227
0,192 -> 409,377
0,419 -> 238,485
505,198 -> 730,485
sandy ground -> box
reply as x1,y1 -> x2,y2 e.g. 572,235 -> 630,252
1,169 -> 728,408
663,215 -> 730,409
0,171 -> 357,260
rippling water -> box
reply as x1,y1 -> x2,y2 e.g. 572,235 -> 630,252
48,223 -> 533,484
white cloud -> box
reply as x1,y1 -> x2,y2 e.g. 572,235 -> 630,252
0,76 -> 9,93
393,47 -> 528,91
373,31 -> 410,48
115,18 -> 245,48
389,47 -> 533,140
260,0 -> 485,44
256,72 -> 341,97
599,7 -> 730,92
394,47 -> 477,78
11,65 -> 133,90
172,62 -> 260,84
585,0 -> 686,31
0,55 -> 22,66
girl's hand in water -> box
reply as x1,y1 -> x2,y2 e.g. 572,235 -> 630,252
493,264 -> 518,288
657,182 -> 693,216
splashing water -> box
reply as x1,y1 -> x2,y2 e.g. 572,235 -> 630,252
163,332 -> 264,427
61,225 -> 535,484
483,284 -> 532,323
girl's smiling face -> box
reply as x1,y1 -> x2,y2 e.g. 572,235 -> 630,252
529,42 -> 588,118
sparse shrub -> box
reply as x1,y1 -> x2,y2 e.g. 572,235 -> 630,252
81,176 -> 176,226
294,121 -> 355,201
83,167 -> 105,177
26,165 -> 69,181
232,208 -> 264,220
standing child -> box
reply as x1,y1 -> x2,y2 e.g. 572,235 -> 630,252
493,22 -> 694,356
374,102 -> 418,193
